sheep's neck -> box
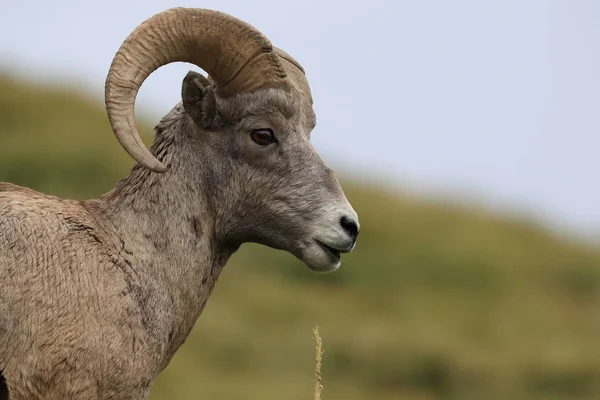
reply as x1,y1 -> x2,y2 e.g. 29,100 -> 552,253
91,111 -> 233,370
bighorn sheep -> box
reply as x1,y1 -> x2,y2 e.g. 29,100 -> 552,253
0,7 -> 359,400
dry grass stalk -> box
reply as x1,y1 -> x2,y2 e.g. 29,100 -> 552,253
313,326 -> 324,400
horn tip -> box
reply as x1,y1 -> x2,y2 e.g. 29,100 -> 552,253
146,160 -> 168,173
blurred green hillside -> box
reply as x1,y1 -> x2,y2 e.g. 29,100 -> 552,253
2,73 -> 600,400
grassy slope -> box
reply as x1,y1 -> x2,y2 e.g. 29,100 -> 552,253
1,73 -> 600,400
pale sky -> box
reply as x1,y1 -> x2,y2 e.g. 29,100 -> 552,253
1,1 -> 598,239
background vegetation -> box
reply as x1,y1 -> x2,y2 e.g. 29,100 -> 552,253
1,73 -> 600,400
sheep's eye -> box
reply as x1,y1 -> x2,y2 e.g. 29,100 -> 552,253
250,128 -> 276,146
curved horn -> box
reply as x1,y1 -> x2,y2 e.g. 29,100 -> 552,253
105,7 -> 289,172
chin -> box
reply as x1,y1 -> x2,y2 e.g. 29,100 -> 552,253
304,259 -> 342,272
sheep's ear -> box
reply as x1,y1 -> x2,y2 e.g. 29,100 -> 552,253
182,71 -> 220,130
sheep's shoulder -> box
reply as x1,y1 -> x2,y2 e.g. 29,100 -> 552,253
0,184 -> 156,397
0,183 -> 106,261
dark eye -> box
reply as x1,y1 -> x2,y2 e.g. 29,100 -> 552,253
250,128 -> 276,146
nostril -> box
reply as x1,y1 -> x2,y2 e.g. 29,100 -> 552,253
340,215 -> 359,239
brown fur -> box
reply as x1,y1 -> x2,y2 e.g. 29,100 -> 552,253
0,76 -> 358,399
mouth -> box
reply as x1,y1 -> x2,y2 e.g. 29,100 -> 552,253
299,239 -> 356,272
317,241 -> 342,261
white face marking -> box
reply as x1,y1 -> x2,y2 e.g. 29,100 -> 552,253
300,199 -> 360,272
313,201 -> 359,248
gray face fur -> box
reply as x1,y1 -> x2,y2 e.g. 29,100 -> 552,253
181,71 -> 359,271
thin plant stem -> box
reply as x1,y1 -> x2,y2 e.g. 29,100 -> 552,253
313,326 -> 324,400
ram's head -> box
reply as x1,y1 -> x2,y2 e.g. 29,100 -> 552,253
105,8 -> 359,271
